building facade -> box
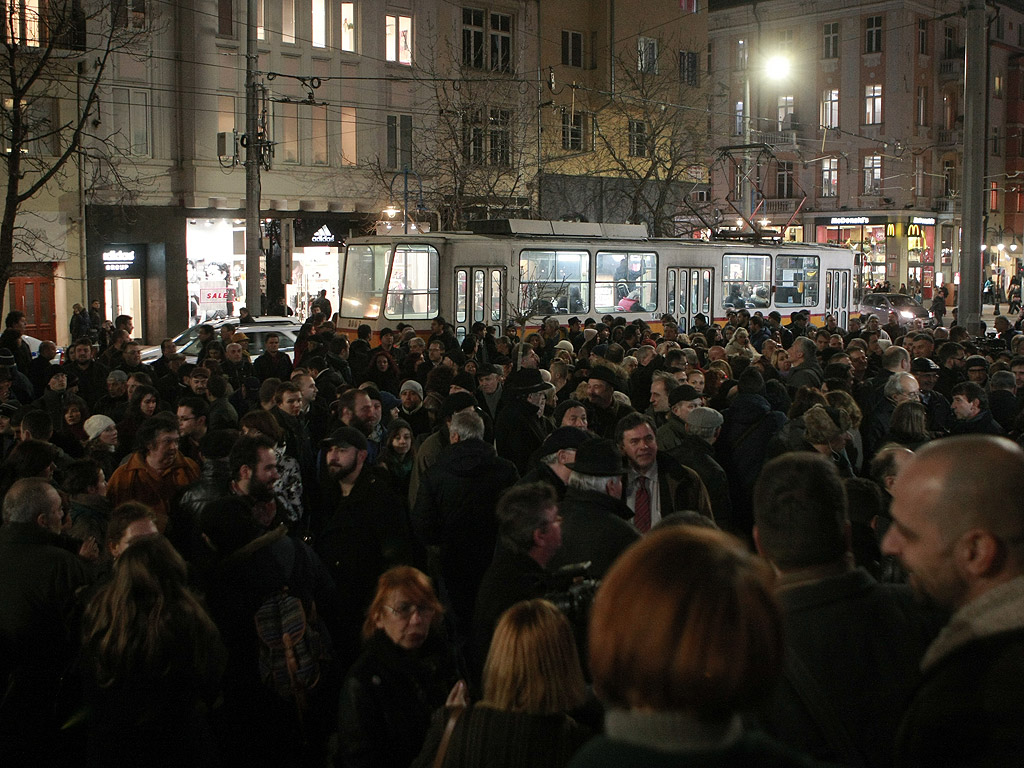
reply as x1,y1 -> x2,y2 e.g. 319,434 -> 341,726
707,0 -> 1023,302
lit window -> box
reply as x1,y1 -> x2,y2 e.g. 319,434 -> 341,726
311,0 -> 325,47
638,37 -> 658,73
821,88 -> 839,129
863,155 -> 882,194
340,3 -> 356,52
281,0 -> 294,44
386,14 -> 412,65
821,158 -> 838,197
864,84 -> 882,124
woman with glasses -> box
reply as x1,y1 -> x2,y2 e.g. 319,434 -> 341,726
337,566 -> 463,768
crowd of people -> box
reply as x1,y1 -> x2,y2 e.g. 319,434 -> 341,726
1,300 -> 1024,768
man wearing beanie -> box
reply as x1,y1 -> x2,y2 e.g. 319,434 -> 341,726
398,379 -> 431,437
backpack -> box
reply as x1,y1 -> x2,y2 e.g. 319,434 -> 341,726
254,586 -> 330,717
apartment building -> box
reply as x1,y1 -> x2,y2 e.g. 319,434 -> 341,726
708,0 -> 1023,300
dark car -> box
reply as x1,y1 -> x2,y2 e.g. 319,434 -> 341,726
857,293 -> 931,323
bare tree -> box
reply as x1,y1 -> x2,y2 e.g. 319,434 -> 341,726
543,32 -> 711,236
366,19 -> 538,231
0,0 -> 150,298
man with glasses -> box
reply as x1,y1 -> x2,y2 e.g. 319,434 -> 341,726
106,413 -> 200,533
473,482 -> 564,674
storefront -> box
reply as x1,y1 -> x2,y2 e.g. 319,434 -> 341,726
185,219 -> 249,324
102,245 -> 148,331
815,215 -> 889,297
286,218 -> 345,320
906,216 -> 937,300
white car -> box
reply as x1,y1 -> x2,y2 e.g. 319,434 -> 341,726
140,316 -> 304,364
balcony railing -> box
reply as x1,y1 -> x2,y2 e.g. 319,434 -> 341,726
937,129 -> 962,146
763,198 -> 801,214
939,57 -> 965,80
752,129 -> 798,148
933,198 -> 961,213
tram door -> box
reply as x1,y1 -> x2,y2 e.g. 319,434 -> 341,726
825,268 -> 852,328
666,267 -> 714,333
454,266 -> 505,346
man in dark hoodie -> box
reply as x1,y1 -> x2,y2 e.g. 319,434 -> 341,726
411,409 -> 518,636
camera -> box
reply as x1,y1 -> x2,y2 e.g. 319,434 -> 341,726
544,561 -> 600,630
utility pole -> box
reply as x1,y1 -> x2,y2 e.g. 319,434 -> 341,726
960,0 -> 986,335
244,0 -> 262,316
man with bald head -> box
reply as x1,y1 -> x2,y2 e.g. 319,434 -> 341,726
882,436 -> 1024,767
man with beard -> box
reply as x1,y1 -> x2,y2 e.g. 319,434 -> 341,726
882,437 -> 1024,767
312,426 -> 423,665
227,434 -> 281,529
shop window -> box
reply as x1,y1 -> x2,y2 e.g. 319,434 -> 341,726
595,251 -> 657,312
775,254 -> 820,307
386,14 -> 412,64
519,250 -> 589,314
723,254 -> 770,309
384,244 -> 439,320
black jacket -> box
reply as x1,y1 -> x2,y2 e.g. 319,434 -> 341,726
337,631 -> 460,768
548,487 -> 639,579
656,421 -> 733,531
762,569 -> 943,768
412,438 -> 518,630
494,398 -> 548,475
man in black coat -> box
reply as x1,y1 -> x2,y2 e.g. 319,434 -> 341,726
493,367 -> 549,475
473,482 -> 563,677
252,333 -> 293,381
313,427 -> 424,662
583,365 -> 635,440
412,409 -> 518,636
518,426 -> 589,501
657,406 -> 733,532
882,437 -> 1024,768
0,478 -> 95,764
548,437 -> 639,579
754,454 -> 942,768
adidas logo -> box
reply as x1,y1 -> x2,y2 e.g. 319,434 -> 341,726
311,225 -> 334,243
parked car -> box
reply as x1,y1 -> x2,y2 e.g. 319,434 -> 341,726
856,293 -> 931,323
140,316 -> 303,364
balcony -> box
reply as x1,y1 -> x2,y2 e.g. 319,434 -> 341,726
752,129 -> 798,148
939,56 -> 965,82
933,198 -> 961,213
937,129 -> 962,146
763,198 -> 802,214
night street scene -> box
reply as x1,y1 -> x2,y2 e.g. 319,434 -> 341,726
1,0 -> 1024,766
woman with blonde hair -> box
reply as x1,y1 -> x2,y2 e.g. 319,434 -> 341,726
337,566 -> 461,768
414,599 -> 592,768
568,527 -> 819,767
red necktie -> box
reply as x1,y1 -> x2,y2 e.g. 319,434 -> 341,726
634,476 -> 651,533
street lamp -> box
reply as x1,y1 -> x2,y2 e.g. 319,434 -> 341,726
742,51 -> 791,233
381,166 -> 426,235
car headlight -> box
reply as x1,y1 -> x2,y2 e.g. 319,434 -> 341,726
899,310 -> 915,319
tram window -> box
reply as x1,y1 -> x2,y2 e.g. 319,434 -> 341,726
384,244 -> 440,319
490,270 -> 503,323
341,244 -> 389,318
775,255 -> 820,307
473,270 -> 485,323
519,250 -> 589,314
723,254 -> 769,309
455,270 -> 468,323
690,271 -> 699,315
702,270 -> 712,315
596,251 -> 657,312
666,270 -> 676,316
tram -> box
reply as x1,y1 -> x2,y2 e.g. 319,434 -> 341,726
336,219 -> 856,342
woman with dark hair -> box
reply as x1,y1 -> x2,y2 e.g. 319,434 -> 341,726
80,535 -> 225,767
52,395 -> 90,457
0,438 -> 57,498
569,527 -> 820,767
377,418 -> 415,498
364,348 -> 401,395
117,385 -> 160,460
414,599 -> 592,768
885,400 -> 931,450
337,566 -> 461,768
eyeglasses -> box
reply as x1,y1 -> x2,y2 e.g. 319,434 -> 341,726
385,603 -> 436,620
543,514 -> 564,528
